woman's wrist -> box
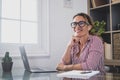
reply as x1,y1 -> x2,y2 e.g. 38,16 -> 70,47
64,64 -> 73,71
67,44 -> 73,49
70,64 -> 73,70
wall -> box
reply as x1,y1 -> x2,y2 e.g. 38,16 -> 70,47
0,0 -> 87,70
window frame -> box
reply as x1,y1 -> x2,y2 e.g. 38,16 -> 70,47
0,0 -> 50,57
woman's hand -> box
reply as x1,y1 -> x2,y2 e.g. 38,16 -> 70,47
67,35 -> 80,48
56,63 -> 74,71
56,63 -> 66,71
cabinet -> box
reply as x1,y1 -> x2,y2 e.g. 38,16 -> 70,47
88,0 -> 120,66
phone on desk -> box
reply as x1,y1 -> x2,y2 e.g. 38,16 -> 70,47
80,71 -> 92,74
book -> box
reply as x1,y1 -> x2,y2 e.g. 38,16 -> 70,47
104,42 -> 112,60
91,0 -> 106,8
57,70 -> 99,79
113,33 -> 120,59
112,0 -> 120,3
91,0 -> 96,8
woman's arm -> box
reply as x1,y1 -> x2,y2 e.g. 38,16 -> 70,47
62,45 -> 72,64
56,44 -> 82,71
56,63 -> 82,71
56,36 -> 81,71
61,36 -> 81,64
56,45 -> 72,71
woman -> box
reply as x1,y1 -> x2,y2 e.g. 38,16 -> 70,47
56,13 -> 105,74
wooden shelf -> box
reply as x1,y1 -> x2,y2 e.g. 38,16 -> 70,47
89,0 -> 120,66
105,60 -> 120,66
90,4 -> 110,10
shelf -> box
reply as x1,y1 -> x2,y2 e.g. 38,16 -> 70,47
105,59 -> 120,66
104,31 -> 111,33
111,1 -> 120,5
90,4 -> 110,10
104,30 -> 120,33
111,30 -> 120,33
89,0 -> 120,66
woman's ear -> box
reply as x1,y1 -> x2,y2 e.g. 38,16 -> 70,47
88,25 -> 92,31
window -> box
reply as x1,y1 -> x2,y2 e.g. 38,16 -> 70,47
1,0 -> 38,43
0,0 -> 49,56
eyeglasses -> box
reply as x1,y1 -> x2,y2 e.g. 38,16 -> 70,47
71,21 -> 89,28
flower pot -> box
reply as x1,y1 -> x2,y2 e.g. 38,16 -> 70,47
2,62 -> 13,72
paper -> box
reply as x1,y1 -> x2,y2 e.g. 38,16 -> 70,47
57,70 -> 99,79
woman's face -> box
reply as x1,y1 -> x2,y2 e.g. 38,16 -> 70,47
72,16 -> 91,37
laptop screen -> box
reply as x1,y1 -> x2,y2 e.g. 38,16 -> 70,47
19,46 -> 57,73
19,46 -> 31,71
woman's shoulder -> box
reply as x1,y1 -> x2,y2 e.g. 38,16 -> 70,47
89,35 -> 104,50
90,35 -> 103,42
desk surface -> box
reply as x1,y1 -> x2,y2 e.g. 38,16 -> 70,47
0,69 -> 120,80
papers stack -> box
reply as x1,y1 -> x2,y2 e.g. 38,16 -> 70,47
57,70 -> 99,79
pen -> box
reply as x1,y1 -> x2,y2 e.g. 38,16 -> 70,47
80,71 -> 92,74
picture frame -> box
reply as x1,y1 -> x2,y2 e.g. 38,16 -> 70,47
64,0 -> 73,8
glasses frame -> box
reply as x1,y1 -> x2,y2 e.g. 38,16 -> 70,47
71,21 -> 89,28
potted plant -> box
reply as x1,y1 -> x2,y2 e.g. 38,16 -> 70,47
2,52 -> 13,72
90,20 -> 106,36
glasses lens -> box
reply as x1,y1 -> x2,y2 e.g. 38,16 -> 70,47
78,21 -> 86,27
71,22 -> 77,28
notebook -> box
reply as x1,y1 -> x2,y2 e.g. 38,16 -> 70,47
57,70 -> 100,79
19,46 -> 57,73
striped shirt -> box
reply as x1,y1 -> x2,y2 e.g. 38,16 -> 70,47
63,35 -> 105,74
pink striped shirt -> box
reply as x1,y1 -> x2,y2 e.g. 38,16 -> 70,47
63,35 -> 105,73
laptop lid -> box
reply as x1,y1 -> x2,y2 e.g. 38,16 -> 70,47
19,46 -> 57,73
19,46 -> 31,71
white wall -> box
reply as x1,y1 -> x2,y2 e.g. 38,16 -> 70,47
0,0 -> 88,70
48,0 -> 88,69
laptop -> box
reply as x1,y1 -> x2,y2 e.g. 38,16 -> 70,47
23,70 -> 50,80
19,46 -> 57,73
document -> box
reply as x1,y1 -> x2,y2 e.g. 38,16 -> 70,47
57,70 -> 99,79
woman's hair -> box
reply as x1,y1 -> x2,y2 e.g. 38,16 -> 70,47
73,12 -> 94,34
73,13 -> 93,26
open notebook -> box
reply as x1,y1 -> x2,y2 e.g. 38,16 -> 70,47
19,46 -> 57,73
57,70 -> 100,79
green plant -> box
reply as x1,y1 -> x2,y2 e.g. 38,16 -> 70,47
2,52 -> 13,72
2,52 -> 12,63
90,20 -> 106,36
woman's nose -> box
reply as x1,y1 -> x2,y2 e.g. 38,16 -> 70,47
75,24 -> 82,29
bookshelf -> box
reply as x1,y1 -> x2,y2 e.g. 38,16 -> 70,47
91,0 -> 107,8
88,0 -> 120,66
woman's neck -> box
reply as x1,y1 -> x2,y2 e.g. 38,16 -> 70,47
79,34 -> 89,46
